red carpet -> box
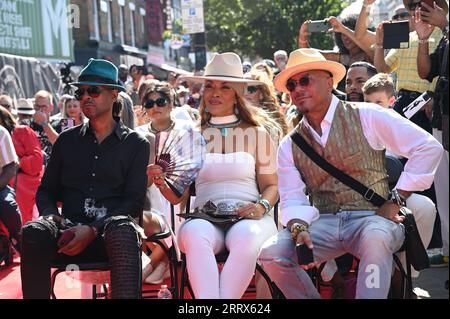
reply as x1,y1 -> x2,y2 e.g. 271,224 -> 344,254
0,256 -> 186,299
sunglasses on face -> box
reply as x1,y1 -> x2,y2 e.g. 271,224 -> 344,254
392,12 -> 410,20
143,97 -> 168,109
286,75 -> 312,92
247,86 -> 259,94
74,87 -> 110,100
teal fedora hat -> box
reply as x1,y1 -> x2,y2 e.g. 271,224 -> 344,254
71,58 -> 125,91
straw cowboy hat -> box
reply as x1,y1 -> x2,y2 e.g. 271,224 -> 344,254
273,48 -> 347,94
181,52 -> 262,85
71,58 -> 125,92
16,98 -> 35,115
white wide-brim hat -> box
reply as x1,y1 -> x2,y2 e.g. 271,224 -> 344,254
181,52 -> 263,86
274,48 -> 347,94
16,98 -> 35,115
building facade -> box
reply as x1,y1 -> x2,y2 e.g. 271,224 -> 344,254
71,0 -> 148,67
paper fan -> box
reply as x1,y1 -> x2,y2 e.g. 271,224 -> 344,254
154,127 -> 205,197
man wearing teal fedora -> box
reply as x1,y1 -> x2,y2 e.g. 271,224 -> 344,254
21,59 -> 150,299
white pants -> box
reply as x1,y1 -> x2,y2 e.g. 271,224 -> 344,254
433,129 -> 449,256
178,216 -> 277,299
319,194 -> 436,281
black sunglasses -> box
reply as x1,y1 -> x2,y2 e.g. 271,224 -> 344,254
286,76 -> 312,92
247,86 -> 259,94
74,87 -> 110,100
143,97 -> 168,109
392,12 -> 410,20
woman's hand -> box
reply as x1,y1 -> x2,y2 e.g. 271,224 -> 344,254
298,21 -> 311,47
327,16 -> 346,34
420,2 -> 448,29
147,164 -> 166,188
235,203 -> 265,220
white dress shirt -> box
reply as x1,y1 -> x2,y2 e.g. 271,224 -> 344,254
278,95 -> 444,227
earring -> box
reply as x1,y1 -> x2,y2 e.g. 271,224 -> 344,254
234,106 -> 239,115
205,107 -> 209,113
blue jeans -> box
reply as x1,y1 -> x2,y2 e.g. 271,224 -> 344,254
258,211 -> 405,299
0,186 -> 22,251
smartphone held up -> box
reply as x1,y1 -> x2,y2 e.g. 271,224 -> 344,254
307,19 -> 330,33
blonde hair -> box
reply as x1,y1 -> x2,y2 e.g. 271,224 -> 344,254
247,71 -> 289,137
199,88 -> 282,141
62,96 -> 85,122
34,90 -> 53,104
251,62 -> 274,81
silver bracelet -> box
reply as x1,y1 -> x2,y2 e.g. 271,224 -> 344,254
256,199 -> 271,215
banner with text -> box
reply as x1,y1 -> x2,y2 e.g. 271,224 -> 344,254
0,0 -> 74,61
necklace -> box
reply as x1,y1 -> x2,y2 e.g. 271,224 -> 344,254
148,120 -> 175,134
206,115 -> 242,137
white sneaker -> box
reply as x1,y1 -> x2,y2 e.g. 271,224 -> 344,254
144,261 -> 170,285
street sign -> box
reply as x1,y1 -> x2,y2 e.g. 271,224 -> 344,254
181,0 -> 205,34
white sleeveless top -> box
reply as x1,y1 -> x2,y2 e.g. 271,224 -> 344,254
194,152 -> 260,209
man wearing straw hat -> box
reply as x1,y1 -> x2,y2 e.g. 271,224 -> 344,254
258,48 -> 443,298
21,59 -> 150,299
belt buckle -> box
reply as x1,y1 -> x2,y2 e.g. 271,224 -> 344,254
364,188 -> 375,201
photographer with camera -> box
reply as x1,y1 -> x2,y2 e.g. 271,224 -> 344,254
298,14 -> 374,92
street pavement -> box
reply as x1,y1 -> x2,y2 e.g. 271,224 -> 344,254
413,266 -> 449,299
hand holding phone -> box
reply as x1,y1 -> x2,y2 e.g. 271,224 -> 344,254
307,19 -> 330,33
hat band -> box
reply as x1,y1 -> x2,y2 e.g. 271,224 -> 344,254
204,74 -> 245,80
78,74 -> 118,85
17,107 -> 33,111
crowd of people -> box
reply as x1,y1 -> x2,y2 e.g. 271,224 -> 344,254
0,0 -> 448,299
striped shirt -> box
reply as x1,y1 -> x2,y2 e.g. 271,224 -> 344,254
0,125 -> 18,175
385,28 -> 442,93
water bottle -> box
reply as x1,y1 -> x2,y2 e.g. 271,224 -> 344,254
157,284 -> 172,299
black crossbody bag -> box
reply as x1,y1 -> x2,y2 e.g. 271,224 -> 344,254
290,131 -> 430,271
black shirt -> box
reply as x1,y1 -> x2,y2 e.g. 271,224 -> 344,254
36,121 -> 150,233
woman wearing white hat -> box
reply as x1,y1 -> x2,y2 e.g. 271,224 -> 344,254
174,52 -> 280,298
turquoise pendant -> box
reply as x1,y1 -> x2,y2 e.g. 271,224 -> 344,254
220,127 -> 228,137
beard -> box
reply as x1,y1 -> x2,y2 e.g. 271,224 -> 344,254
346,92 -> 364,102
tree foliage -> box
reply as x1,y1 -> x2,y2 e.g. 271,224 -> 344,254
204,0 -> 349,60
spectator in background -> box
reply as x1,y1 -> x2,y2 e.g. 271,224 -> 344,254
126,64 -> 145,106
362,73 -> 439,288
252,62 -> 275,81
244,71 -> 290,138
61,96 -> 85,127
118,64 -> 129,87
30,91 -> 60,165
118,92 -> 136,130
299,14 -> 374,91
372,0 -> 448,134
0,106 -> 43,225
345,61 -> 378,102
242,61 -> 252,74
414,0 -> 449,271
0,95 -> 15,116
273,50 -> 288,76
50,94 -> 73,121
16,99 -> 35,124
0,120 -> 21,255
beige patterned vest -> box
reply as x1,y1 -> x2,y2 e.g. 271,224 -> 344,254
292,101 -> 389,213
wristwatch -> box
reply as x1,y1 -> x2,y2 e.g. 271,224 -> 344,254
390,189 -> 406,207
290,222 -> 309,240
256,199 -> 271,215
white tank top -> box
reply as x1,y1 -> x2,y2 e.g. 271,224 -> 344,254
194,152 -> 260,209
